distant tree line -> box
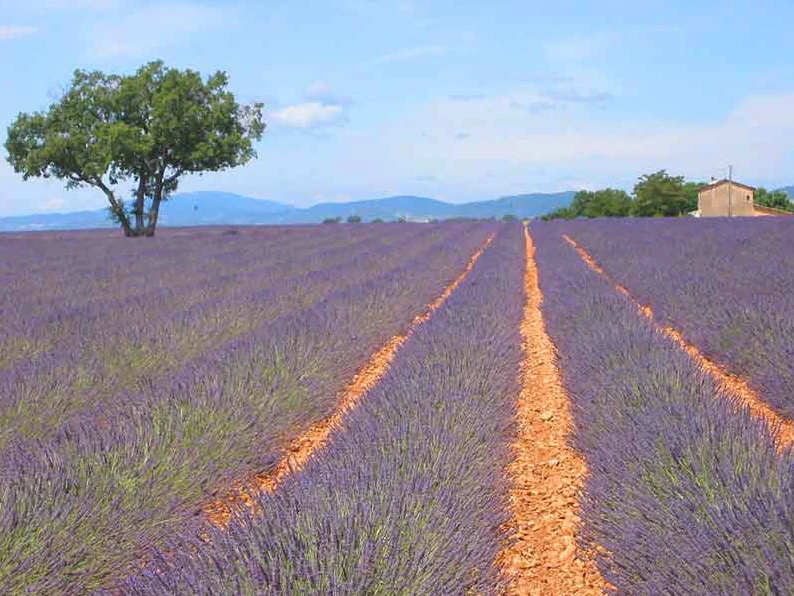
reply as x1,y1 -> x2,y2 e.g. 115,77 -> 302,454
754,188 -> 793,211
542,170 -> 794,220
324,214 -> 520,224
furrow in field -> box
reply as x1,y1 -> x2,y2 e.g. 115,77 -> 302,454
563,232 -> 794,450
498,226 -> 605,596
1,224 -> 498,595
204,232 -> 496,528
533,223 -> 794,594
111,224 -> 521,595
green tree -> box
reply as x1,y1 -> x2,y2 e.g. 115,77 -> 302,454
581,189 -> 632,217
501,213 -> 517,222
371,218 -> 384,223
544,188 -> 632,219
632,170 -> 689,217
346,215 -> 362,223
323,217 -> 341,224
540,206 -> 576,220
5,61 -> 265,237
754,187 -> 794,212
682,181 -> 707,213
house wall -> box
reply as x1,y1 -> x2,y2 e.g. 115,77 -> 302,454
753,204 -> 793,217
698,183 -> 755,217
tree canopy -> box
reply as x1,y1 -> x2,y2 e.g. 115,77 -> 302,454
542,173 -> 711,220
5,61 -> 265,236
631,170 -> 691,217
540,170 -> 794,220
754,187 -> 794,212
578,189 -> 633,218
682,181 -> 707,213
541,188 -> 632,220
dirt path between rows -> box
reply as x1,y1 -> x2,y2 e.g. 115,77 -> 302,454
498,226 -> 606,596
204,233 -> 496,529
563,233 -> 794,451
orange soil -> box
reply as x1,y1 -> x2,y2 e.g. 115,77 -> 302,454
498,226 -> 606,596
204,233 -> 496,528
563,233 -> 794,451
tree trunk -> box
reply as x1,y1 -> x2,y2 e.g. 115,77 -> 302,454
108,193 -> 133,236
96,179 -> 134,237
133,176 -> 146,235
145,195 -> 161,237
145,166 -> 166,237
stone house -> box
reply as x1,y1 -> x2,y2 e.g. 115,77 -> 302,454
695,179 -> 791,217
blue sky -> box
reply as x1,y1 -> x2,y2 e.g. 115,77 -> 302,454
2,0 -> 794,215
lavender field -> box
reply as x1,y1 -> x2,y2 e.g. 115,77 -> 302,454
558,218 -> 794,420
4,219 -> 794,595
114,224 -> 525,595
533,222 -> 794,595
0,223 -> 497,593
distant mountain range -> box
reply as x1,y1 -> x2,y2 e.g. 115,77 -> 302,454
0,191 -> 575,232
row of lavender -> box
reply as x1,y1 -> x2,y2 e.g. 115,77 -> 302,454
532,222 -> 794,594
560,217 -> 794,420
0,226 -> 384,386
1,226 -> 382,335
1,225 -> 434,383
1,225 -> 443,448
0,223 -> 496,594
0,225 -> 427,368
110,224 -> 526,595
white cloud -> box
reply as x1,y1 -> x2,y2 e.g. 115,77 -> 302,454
264,89 -> 794,201
270,82 -> 352,129
0,25 -> 37,40
306,82 -> 334,98
542,32 -> 615,64
449,93 -> 485,101
339,0 -> 415,16
397,91 -> 794,184
44,0 -> 119,8
271,102 -> 345,128
43,198 -> 66,211
372,45 -> 451,64
0,160 -> 105,216
540,88 -> 612,103
90,3 -> 227,58
304,81 -> 352,106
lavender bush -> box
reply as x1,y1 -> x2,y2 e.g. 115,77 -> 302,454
532,221 -> 794,595
112,224 -> 525,595
0,222 -> 496,594
559,217 -> 794,420
0,224 -> 443,447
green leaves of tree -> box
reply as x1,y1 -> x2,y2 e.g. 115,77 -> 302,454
754,187 -> 794,212
5,60 -> 265,236
542,172 -> 710,220
631,170 -> 691,217
542,188 -> 632,220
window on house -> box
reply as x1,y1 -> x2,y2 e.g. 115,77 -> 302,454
746,195 -> 751,202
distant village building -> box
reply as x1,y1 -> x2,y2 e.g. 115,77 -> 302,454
693,179 -> 791,217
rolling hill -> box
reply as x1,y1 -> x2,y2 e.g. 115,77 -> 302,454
777,186 -> 794,198
0,191 -> 574,232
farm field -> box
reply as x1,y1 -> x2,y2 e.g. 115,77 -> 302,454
556,218 -> 794,420
3,219 -> 794,595
532,221 -> 794,594
0,222 -> 496,593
